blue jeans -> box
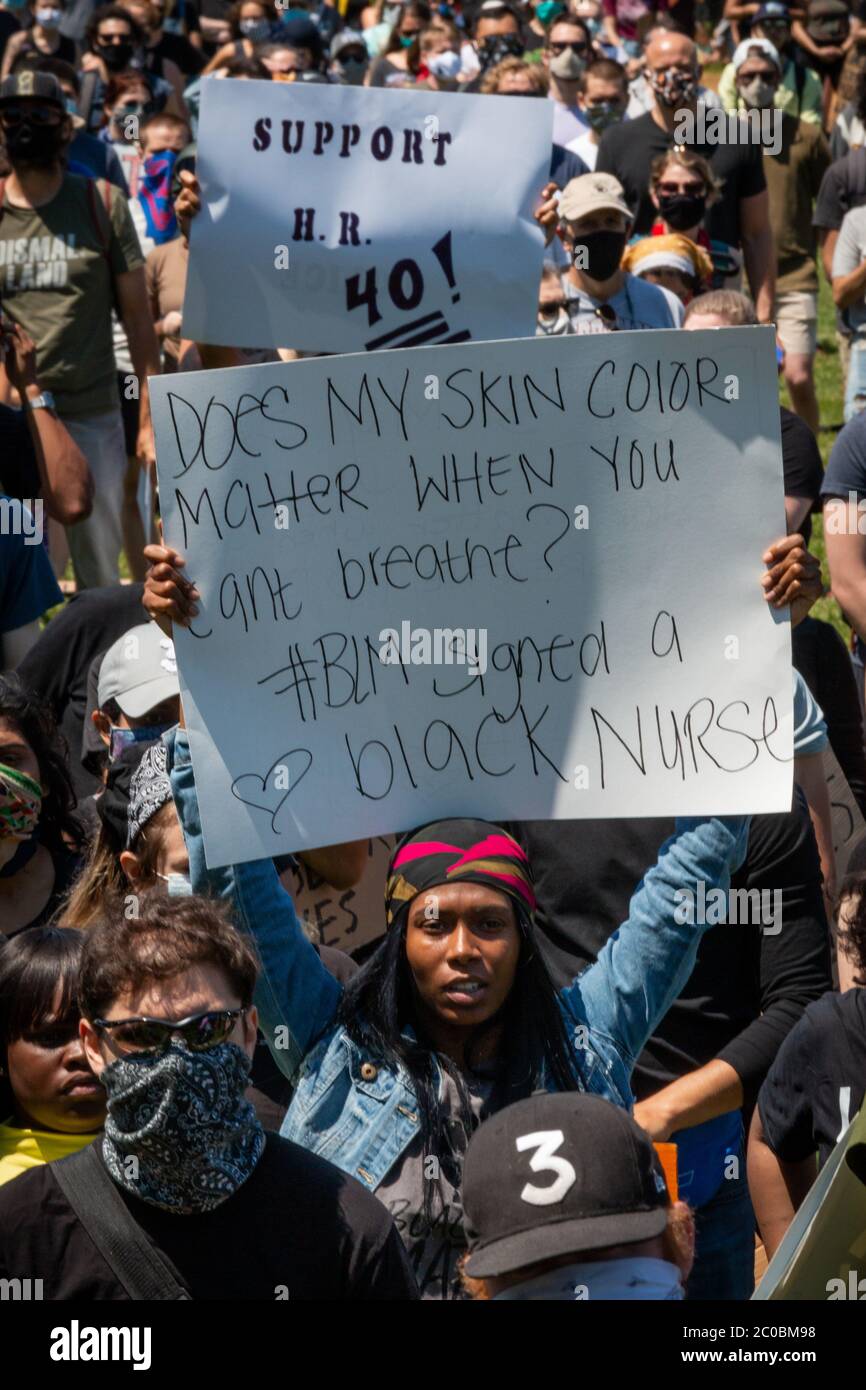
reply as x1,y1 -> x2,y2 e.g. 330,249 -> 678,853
685,1150 -> 756,1301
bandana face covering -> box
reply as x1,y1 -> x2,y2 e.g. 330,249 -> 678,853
101,1039 -> 265,1213
385,818 -> 537,928
477,33 -> 524,71
649,66 -> 698,108
0,762 -> 42,840
139,149 -> 179,244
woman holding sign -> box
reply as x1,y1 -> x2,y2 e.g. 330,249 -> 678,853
144,544 -> 757,1300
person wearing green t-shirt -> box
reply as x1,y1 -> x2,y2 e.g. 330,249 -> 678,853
0,68 -> 160,589
0,926 -> 104,1188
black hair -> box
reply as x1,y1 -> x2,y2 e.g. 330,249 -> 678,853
0,925 -> 85,1052
86,4 -> 144,49
337,901 -> 583,1220
0,673 -> 84,857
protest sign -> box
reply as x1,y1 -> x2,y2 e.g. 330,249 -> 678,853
283,836 -> 395,955
151,326 -> 793,868
180,80 -> 551,352
753,1103 -> 866,1301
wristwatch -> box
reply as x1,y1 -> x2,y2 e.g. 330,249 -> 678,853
26,391 -> 56,412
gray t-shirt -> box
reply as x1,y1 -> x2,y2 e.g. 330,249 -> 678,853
377,1066 -> 493,1301
833,205 -> 866,336
564,271 -> 684,334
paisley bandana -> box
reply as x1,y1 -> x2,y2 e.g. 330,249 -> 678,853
126,740 -> 172,846
101,1040 -> 265,1214
0,762 -> 42,839
385,818 -> 536,928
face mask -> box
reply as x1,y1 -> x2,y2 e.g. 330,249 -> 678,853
573,227 -> 627,280
537,305 -> 571,335
65,95 -> 79,116
332,55 -> 367,83
3,119 -> 65,167
155,870 -> 194,896
35,7 -> 63,26
739,76 -> 777,110
280,5 -> 309,16
112,100 -> 145,134
478,33 -> 524,71
108,723 -> 170,763
238,16 -> 271,40
649,66 -> 698,108
536,0 -> 564,22
101,1040 -> 265,1213
427,47 -> 461,77
584,99 -> 622,133
549,46 -> 586,80
399,32 -> 416,46
0,762 -> 42,840
99,40 -> 135,70
656,190 -> 706,231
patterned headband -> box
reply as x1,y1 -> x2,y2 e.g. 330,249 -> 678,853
385,821 -> 536,928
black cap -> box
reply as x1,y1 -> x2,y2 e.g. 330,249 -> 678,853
0,71 -> 66,109
463,1093 -> 670,1278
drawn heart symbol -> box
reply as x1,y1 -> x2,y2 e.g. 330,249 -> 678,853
230,749 -> 313,837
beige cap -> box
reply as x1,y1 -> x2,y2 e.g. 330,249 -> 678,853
558,172 -> 633,226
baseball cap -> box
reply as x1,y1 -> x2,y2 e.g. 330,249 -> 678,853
754,1 -> 791,21
558,172 -> 633,226
0,70 -> 66,108
732,36 -> 782,71
330,29 -> 368,58
97,623 -> 179,719
462,1093 -> 670,1279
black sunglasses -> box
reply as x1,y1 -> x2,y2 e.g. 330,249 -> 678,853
97,31 -> 133,43
550,40 -> 587,54
0,103 -> 63,126
94,1007 -> 248,1057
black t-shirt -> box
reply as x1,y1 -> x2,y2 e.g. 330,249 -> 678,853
0,1134 -> 419,1300
146,30 -> 205,77
813,146 -> 866,233
793,616 -> 866,817
595,110 -> 767,242
780,405 -> 824,544
0,404 -> 38,502
16,583 -> 146,800
508,797 -> 832,1105
758,988 -> 866,1167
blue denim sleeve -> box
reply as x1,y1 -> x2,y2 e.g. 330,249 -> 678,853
560,815 -> 751,1070
165,726 -> 342,1082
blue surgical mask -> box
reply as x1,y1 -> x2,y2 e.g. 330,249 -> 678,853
280,6 -> 310,18
109,724 -> 171,763
156,870 -> 193,897
65,95 -> 79,116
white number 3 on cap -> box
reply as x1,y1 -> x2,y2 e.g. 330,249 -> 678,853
515,1129 -> 577,1206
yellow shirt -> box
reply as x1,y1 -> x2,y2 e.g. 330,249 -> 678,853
0,1122 -> 99,1186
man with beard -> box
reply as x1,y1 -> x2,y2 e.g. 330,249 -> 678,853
595,28 -> 775,323
0,69 -> 160,588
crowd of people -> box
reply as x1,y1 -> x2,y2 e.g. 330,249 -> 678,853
1,0 -> 866,1305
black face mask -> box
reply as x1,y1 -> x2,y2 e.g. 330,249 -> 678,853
656,191 -> 706,231
99,40 -> 135,70
574,228 -> 627,281
3,119 -> 65,166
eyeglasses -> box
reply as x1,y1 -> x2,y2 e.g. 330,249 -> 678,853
550,40 -> 587,54
94,1007 -> 248,1058
0,103 -> 62,126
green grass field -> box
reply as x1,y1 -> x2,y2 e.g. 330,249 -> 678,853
782,276 -> 848,644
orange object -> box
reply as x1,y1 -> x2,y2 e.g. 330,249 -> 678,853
654,1142 -> 678,1202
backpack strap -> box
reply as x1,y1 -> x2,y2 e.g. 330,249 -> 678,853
51,1142 -> 193,1301
77,69 -> 99,130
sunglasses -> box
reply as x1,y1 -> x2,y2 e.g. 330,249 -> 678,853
0,103 -> 62,126
550,40 -> 587,54
657,181 -> 706,196
97,31 -> 133,43
94,1007 -> 248,1058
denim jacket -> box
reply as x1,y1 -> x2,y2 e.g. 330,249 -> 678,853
166,728 -> 750,1195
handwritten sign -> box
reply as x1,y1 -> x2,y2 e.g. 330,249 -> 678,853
180,80 -> 551,353
285,836 -> 394,956
151,327 -> 793,869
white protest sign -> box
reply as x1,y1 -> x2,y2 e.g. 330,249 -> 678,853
151,326 -> 793,869
181,80 -> 551,352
